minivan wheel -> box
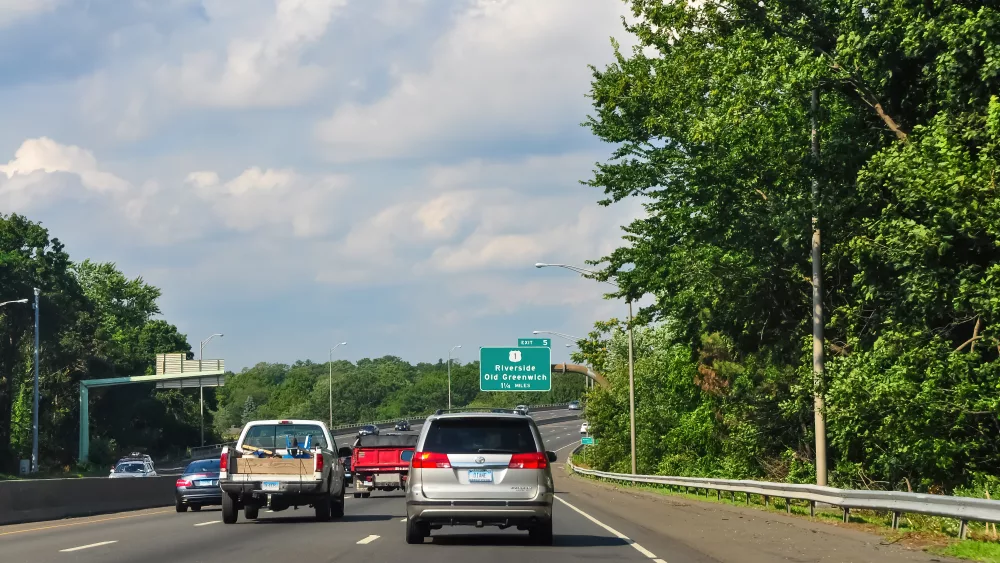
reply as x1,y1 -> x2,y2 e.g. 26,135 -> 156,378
529,518 -> 554,545
405,518 -> 428,544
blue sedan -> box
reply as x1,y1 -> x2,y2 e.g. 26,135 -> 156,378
175,459 -> 222,512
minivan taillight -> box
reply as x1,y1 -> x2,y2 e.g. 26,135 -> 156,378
315,453 -> 324,472
411,452 -> 451,469
508,452 -> 548,469
220,451 -> 228,471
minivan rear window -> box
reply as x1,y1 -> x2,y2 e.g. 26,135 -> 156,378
422,418 -> 538,454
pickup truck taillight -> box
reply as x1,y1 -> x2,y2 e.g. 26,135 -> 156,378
411,452 -> 451,469
508,452 -> 548,469
220,451 -> 228,472
315,453 -> 324,472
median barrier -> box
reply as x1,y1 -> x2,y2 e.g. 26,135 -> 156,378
0,475 -> 176,526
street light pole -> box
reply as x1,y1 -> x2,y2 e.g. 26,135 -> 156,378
198,333 -> 223,447
32,289 -> 40,473
329,342 -> 347,428
535,262 -> 638,475
448,345 -> 462,410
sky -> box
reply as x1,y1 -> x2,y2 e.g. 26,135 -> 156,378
0,0 -> 646,371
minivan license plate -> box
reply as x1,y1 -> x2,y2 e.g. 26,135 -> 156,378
468,470 -> 493,483
262,481 -> 280,491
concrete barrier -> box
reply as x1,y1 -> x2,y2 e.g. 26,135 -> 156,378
0,475 -> 176,526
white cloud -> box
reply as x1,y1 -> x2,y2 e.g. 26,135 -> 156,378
0,0 -> 62,28
154,0 -> 346,108
316,0 -> 633,161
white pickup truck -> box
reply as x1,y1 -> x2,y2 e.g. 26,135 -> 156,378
218,419 -> 351,523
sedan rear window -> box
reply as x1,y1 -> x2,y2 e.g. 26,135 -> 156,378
422,418 -> 538,454
185,459 -> 220,474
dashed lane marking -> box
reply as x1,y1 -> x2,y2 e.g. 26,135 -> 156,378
400,517 -> 407,522
194,520 -> 220,527
555,496 -> 667,562
0,510 -> 172,537
59,541 -> 118,552
357,534 -> 381,544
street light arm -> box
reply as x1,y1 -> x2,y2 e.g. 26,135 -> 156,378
0,299 -> 30,307
535,263 -> 620,289
532,330 -> 581,342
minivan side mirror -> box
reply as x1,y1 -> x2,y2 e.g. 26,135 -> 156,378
546,451 -> 557,463
338,446 -> 353,458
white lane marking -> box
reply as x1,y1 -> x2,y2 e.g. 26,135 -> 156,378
194,520 -> 220,527
555,496 -> 666,562
59,541 -> 118,552
357,534 -> 381,544
554,441 -> 580,453
400,517 -> 407,522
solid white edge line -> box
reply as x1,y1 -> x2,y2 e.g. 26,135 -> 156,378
554,496 -> 667,561
554,441 -> 580,453
356,534 -> 380,544
59,540 -> 118,552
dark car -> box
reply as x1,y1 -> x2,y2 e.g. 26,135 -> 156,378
394,420 -> 410,431
175,459 -> 222,512
358,424 -> 380,436
342,455 -> 353,484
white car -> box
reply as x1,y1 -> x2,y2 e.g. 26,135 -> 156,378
109,459 -> 157,478
580,422 -> 589,434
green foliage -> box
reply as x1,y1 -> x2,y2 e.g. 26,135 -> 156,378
578,0 -> 1000,493
214,359 -> 586,429
0,213 -> 198,470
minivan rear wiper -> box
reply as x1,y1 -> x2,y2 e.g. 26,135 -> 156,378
477,448 -> 518,454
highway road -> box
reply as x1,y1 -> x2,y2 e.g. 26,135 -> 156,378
0,415 -> 958,563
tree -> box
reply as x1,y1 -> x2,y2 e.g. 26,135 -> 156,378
241,396 -> 257,425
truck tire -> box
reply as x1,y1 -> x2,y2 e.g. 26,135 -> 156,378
331,486 -> 345,519
529,518 -> 554,546
405,517 -> 428,544
314,494 -> 332,521
244,505 -> 259,520
222,493 -> 239,524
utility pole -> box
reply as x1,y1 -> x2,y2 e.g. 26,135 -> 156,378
329,342 -> 347,428
811,88 -> 828,486
199,333 -> 223,447
448,345 -> 461,410
31,288 -> 40,473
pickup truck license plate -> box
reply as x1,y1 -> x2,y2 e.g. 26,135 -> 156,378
261,481 -> 280,491
468,470 -> 493,483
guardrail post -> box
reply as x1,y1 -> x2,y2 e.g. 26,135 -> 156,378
785,499 -> 791,513
843,507 -> 850,523
745,493 -> 750,505
810,500 -> 815,517
891,511 -> 900,530
716,489 -> 721,501
959,519 -> 968,540
763,495 -> 769,507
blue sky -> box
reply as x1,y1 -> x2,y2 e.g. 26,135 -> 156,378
0,0 -> 645,370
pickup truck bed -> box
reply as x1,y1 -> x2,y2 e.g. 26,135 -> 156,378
352,433 -> 418,497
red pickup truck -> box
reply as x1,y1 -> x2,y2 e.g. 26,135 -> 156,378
351,433 -> 418,498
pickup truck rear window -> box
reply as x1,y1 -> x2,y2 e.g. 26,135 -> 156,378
422,418 -> 538,454
243,424 -> 328,450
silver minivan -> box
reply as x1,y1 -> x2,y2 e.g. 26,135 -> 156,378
404,411 -> 557,545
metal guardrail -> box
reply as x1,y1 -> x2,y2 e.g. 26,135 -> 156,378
568,450 -> 1000,539
184,403 -> 572,461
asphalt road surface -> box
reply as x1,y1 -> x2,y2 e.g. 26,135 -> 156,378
0,415 -> 959,563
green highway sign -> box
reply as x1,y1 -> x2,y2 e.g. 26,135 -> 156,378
480,347 -> 552,391
517,338 -> 551,347
581,437 -> 595,445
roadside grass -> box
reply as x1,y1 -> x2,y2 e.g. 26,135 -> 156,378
566,455 -> 1000,562
0,465 -> 109,481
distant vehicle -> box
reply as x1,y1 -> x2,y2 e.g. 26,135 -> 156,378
405,411 -> 556,545
218,419 -> 350,524
358,424 -> 380,436
580,422 -> 589,434
568,401 -> 581,411
394,420 -> 411,431
175,459 -> 222,512
514,405 -> 530,415
109,453 -> 157,478
342,455 -> 353,483
491,408 -> 510,413
351,433 -> 418,497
